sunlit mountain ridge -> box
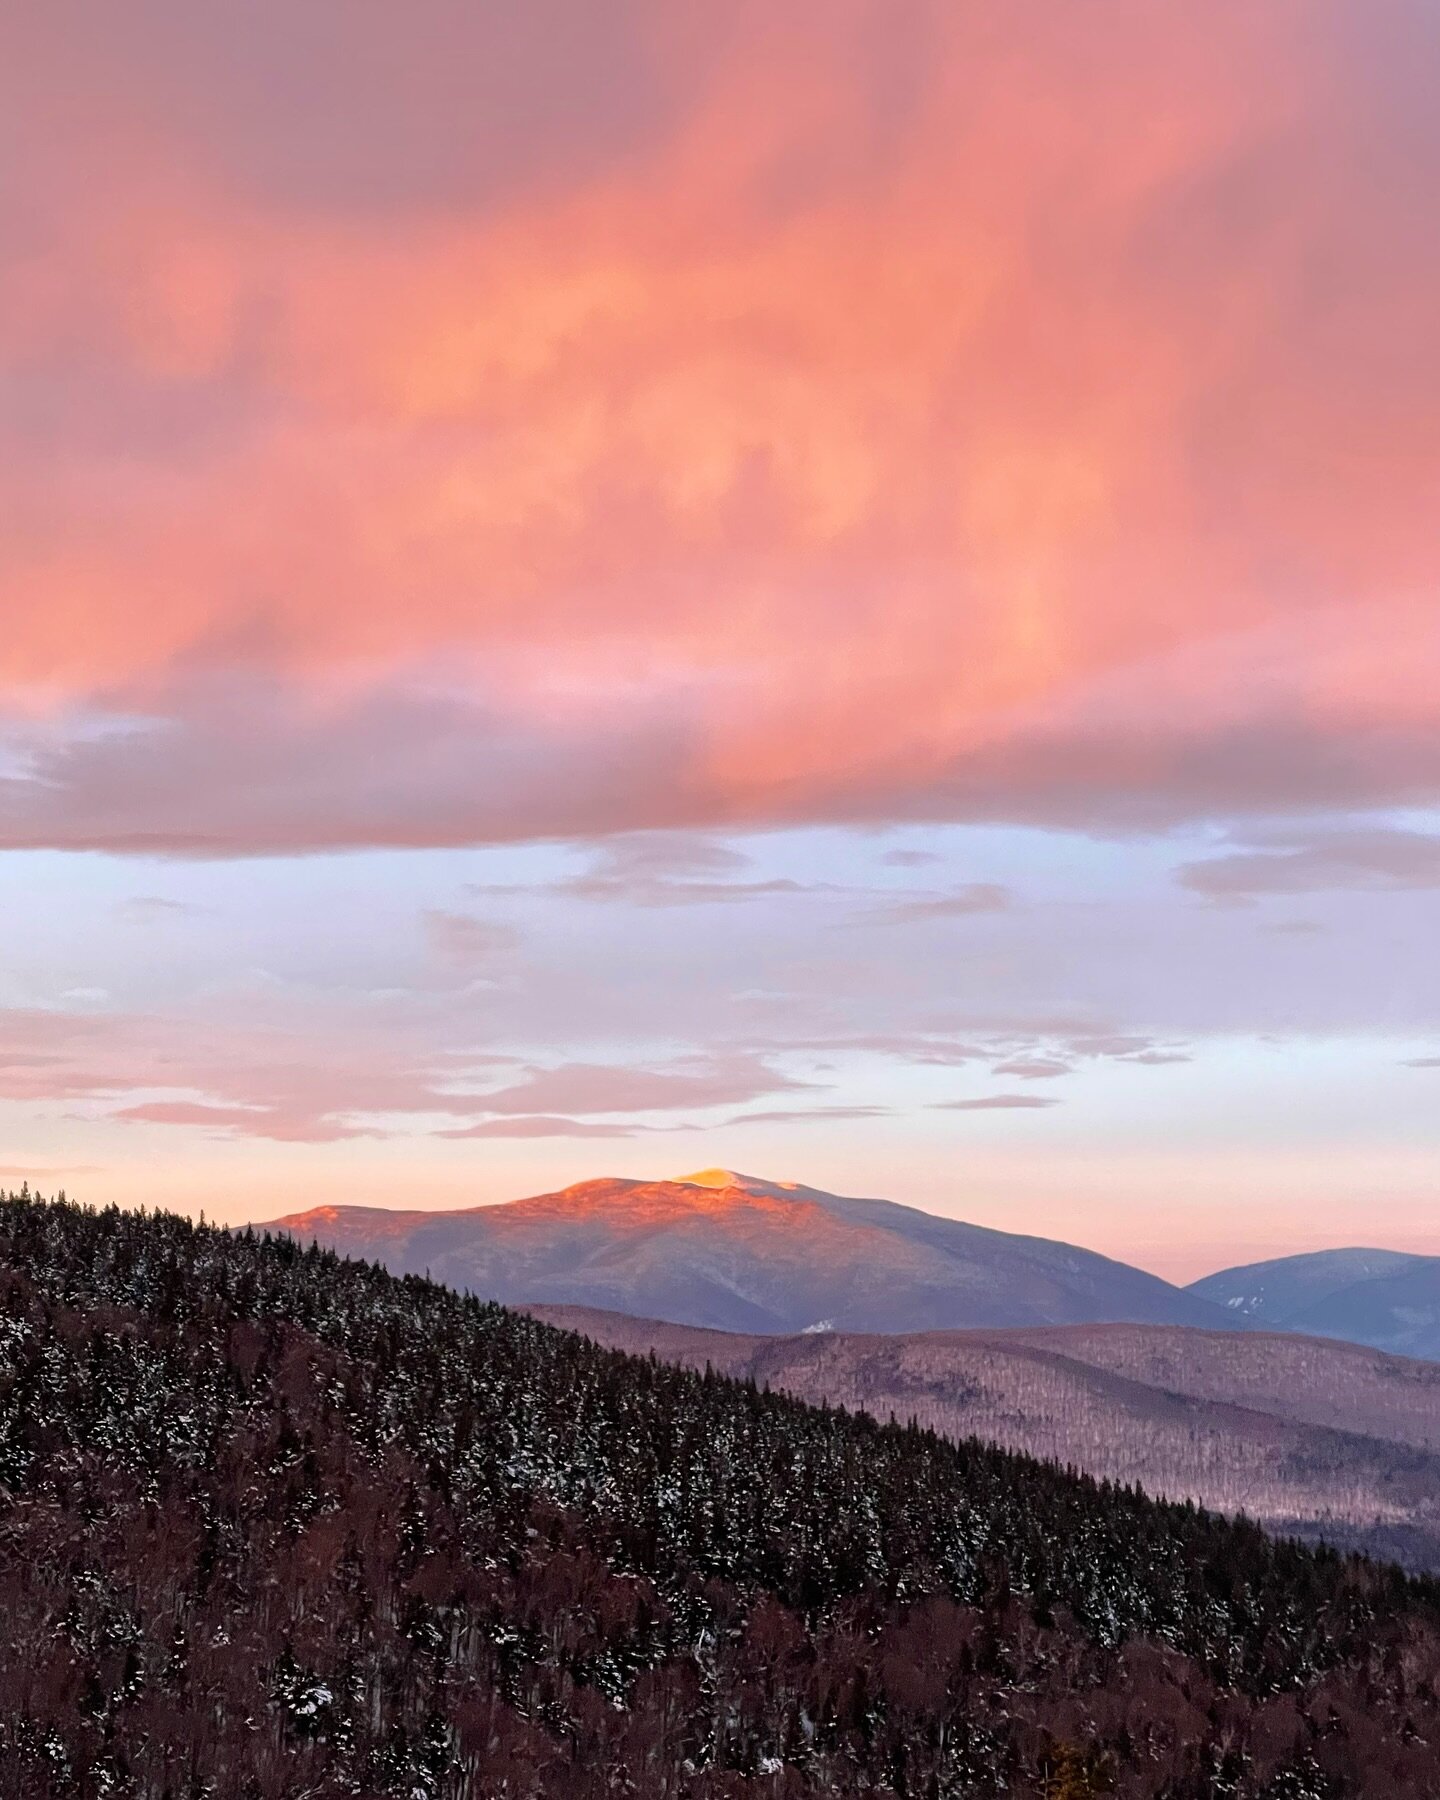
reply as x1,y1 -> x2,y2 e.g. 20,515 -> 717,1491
255,1169 -> 1440,1359
256,1168 -> 1231,1336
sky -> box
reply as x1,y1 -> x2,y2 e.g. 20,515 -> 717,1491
2,1 -> 1438,1282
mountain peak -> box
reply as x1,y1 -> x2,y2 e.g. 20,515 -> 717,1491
251,1169 -> 1226,1336
676,1168 -> 803,1196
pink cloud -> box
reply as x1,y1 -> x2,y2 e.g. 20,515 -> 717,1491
755,1033 -> 991,1066
468,1055 -> 809,1117
1063,1035 -> 1156,1058
421,910 -> 520,968
932,1094 -> 1063,1111
990,1057 -> 1073,1080
722,1105 -> 889,1126
437,1116 -> 648,1140
879,849 -> 944,868
1178,828 -> 1440,900
495,835 -> 829,907
116,895 -> 206,920
0,1004 -> 485,1142
871,885 -> 1015,923
0,4 -> 1438,851
111,1099 -> 382,1143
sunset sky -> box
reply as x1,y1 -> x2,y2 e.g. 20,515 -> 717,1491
2,1 -> 1438,1280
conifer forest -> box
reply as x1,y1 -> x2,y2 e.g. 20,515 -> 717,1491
0,1190 -> 1437,1798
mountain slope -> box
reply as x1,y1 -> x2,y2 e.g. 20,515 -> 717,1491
995,1321 -> 1440,1450
1287,1260 -> 1440,1362
257,1168 -> 1227,1334
1190,1247 -> 1433,1323
1191,1249 -> 1440,1360
528,1308 -> 1440,1569
4,1188 -> 1440,1798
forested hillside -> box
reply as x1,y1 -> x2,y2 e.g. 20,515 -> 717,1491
526,1308 -> 1440,1570
1,1189 -> 1439,1798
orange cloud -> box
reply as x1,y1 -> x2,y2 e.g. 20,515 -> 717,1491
2,2 -> 1438,846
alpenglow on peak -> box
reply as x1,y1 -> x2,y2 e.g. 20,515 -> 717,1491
676,1169 -> 804,1197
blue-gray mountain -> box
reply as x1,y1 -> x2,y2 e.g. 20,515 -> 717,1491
1190,1248 -> 1440,1361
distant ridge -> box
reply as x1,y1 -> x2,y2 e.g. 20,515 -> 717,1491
1190,1247 -> 1440,1361
255,1168 -> 1227,1334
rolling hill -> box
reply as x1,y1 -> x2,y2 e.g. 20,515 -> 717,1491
256,1167 -> 1228,1334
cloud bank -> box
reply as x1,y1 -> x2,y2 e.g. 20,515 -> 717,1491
3,1 -> 1439,853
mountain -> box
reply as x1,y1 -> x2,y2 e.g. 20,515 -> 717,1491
1191,1248 -> 1440,1360
1189,1247 -> 1433,1323
5,1187 -> 1440,1798
1287,1260 -> 1440,1362
257,1167 -> 1227,1334
528,1307 -> 1440,1570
